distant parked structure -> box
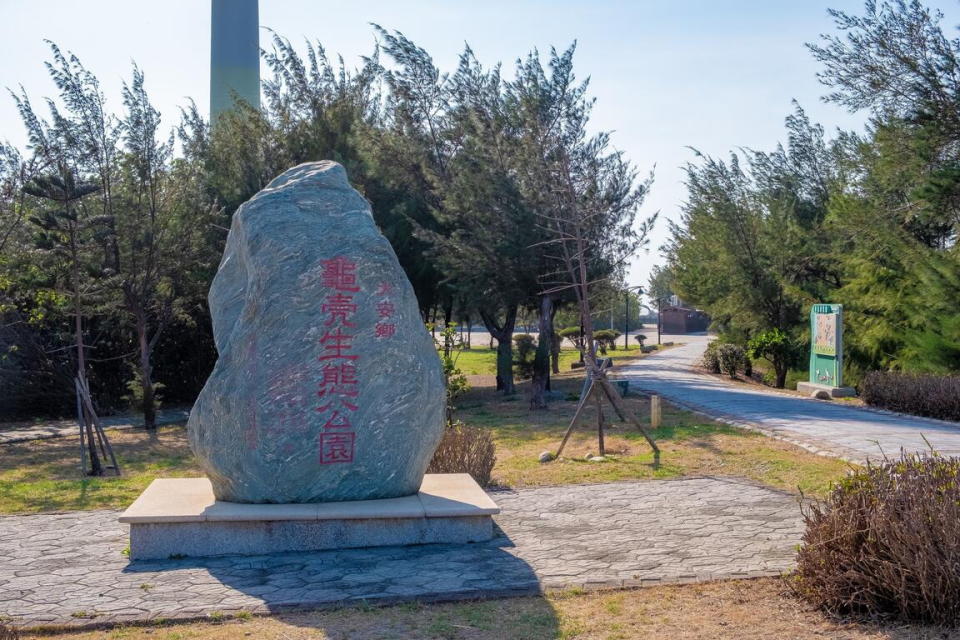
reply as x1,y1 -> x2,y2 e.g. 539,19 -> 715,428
660,306 -> 710,334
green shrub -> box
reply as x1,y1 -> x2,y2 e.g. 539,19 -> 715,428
593,329 -> 621,354
785,368 -> 807,390
717,343 -> 746,378
794,451 -> 960,625
860,371 -> 960,421
634,334 -> 647,347
512,333 -> 537,379
427,421 -> 496,486
123,365 -> 164,412
429,322 -> 469,422
702,341 -> 721,373
747,329 -> 796,388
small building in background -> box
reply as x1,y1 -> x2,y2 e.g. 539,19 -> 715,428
660,306 -> 710,334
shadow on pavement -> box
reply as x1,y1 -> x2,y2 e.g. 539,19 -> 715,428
121,531 -> 548,624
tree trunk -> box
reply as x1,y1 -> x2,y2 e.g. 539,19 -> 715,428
443,301 -> 453,328
495,338 -> 514,394
71,232 -> 102,476
465,314 -> 471,348
70,223 -> 87,381
530,295 -> 554,409
480,305 -> 517,395
136,313 -> 157,430
550,312 -> 563,373
774,359 -> 788,389
73,286 -> 86,381
578,320 -> 585,364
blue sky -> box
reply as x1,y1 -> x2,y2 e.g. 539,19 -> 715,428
3,1 -> 960,298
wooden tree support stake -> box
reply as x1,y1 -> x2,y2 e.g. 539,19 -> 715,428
554,358 -> 660,460
594,388 -> 605,456
75,376 -> 121,477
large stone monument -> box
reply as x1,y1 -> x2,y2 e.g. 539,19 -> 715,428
188,161 -> 445,503
120,162 -> 498,559
797,303 -> 856,398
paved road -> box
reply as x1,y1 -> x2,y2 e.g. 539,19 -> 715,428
0,478 -> 800,629
620,334 -> 960,463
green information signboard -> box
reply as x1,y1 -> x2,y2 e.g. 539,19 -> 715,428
809,303 -> 843,387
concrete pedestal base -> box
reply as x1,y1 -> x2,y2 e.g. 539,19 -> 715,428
120,474 -> 499,561
797,381 -> 856,399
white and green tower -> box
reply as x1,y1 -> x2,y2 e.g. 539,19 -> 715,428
210,0 -> 260,121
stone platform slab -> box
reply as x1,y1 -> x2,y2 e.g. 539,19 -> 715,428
796,381 -> 856,399
0,478 -> 803,630
120,474 -> 499,560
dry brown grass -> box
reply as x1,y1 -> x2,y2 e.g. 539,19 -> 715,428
21,578 -> 956,639
0,623 -> 20,640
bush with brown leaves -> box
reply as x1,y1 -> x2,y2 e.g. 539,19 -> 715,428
794,451 -> 960,625
0,623 -> 20,640
427,421 -> 496,486
860,371 -> 960,422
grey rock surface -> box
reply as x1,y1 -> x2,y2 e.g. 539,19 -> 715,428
188,161 -> 445,503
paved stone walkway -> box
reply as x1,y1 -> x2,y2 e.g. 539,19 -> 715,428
0,407 -> 190,444
621,334 -> 960,464
0,478 -> 802,629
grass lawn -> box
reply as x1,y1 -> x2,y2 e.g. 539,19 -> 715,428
462,374 -> 849,496
20,577 -> 943,639
456,346 -> 582,377
453,345 -> 652,378
0,351 -> 850,514
0,428 -> 204,514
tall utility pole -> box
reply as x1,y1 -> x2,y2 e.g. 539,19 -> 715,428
210,0 -> 260,122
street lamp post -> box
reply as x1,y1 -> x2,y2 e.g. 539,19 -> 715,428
656,297 -> 668,345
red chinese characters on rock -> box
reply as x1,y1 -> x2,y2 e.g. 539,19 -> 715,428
375,282 -> 396,339
320,256 -> 360,292
317,257 -> 362,464
317,363 -> 358,411
321,294 -> 357,327
319,432 -> 355,464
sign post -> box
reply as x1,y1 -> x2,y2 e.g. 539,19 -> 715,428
797,303 -> 856,398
